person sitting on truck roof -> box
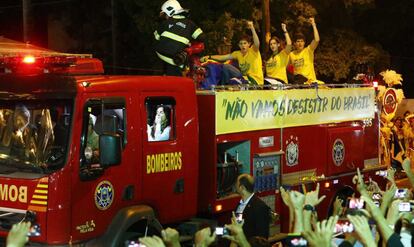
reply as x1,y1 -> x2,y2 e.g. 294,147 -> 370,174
288,17 -> 320,84
201,21 -> 264,85
154,0 -> 204,76
264,23 -> 292,85
147,106 -> 171,142
234,174 -> 270,239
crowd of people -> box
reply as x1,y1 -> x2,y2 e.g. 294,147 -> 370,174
381,111 -> 414,171
123,157 -> 413,247
6,158 -> 414,246
155,0 -> 322,86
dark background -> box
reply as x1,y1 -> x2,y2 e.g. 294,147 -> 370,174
0,0 -> 413,98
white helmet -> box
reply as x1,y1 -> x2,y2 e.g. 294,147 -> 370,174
160,0 -> 188,17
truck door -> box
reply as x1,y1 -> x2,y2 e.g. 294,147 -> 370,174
141,95 -> 187,223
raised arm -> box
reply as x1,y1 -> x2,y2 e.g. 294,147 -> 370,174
247,21 -> 260,51
402,158 -> 414,188
281,23 -> 292,54
200,53 -> 233,63
309,17 -> 319,50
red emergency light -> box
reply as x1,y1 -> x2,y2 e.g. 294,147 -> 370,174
22,55 -> 36,64
0,54 -> 103,75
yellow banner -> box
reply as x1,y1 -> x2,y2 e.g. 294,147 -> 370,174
215,87 -> 376,135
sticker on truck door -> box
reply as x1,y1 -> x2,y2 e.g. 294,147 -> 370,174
332,139 -> 345,166
95,180 -> 114,210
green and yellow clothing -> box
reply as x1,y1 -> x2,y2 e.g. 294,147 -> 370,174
265,50 -> 289,83
289,46 -> 316,82
231,47 -> 264,85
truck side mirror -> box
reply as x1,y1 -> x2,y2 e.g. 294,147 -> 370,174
99,133 -> 121,167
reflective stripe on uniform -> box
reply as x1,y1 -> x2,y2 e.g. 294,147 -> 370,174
161,31 -> 190,45
192,28 -> 203,39
154,30 -> 160,40
156,52 -> 184,69
156,52 -> 175,65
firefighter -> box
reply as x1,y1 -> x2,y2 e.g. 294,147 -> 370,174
154,0 -> 204,76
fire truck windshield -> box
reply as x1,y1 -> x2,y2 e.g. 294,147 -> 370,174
0,100 -> 72,174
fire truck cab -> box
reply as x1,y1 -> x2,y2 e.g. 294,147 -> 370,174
0,39 -> 201,246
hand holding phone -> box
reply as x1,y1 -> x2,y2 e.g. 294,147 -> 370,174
399,202 -> 411,212
215,227 -> 229,236
334,220 -> 354,234
395,188 -> 408,199
348,197 -> 364,209
235,213 -> 243,224
125,240 -> 146,247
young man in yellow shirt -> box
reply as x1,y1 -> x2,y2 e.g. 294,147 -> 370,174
289,17 -> 320,84
201,21 -> 263,85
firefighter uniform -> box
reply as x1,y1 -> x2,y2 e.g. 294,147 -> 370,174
154,15 -> 203,76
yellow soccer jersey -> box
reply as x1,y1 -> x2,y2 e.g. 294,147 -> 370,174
289,46 -> 316,81
231,47 -> 264,85
265,50 -> 289,83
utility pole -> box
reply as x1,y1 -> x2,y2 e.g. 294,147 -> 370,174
22,0 -> 32,42
262,0 -> 270,54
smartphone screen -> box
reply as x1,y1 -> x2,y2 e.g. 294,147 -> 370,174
372,193 -> 382,200
125,241 -> 146,247
375,170 -> 387,177
395,189 -> 408,199
235,213 -> 243,223
215,227 -> 228,236
27,224 -> 41,237
284,235 -> 307,247
289,237 -> 307,246
399,202 -> 411,212
348,198 -> 364,209
334,220 -> 354,233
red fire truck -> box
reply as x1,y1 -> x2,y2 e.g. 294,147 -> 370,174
0,39 -> 383,246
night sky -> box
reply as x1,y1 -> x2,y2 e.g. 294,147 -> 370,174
0,0 -> 413,98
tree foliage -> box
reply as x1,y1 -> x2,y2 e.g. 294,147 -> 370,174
46,0 -> 396,82
316,29 -> 389,81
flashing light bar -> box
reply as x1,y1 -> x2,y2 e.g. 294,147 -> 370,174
22,55 -> 35,64
0,54 -> 103,75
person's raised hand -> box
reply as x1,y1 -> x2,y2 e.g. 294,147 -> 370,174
6,222 -> 31,247
304,183 -> 326,207
281,23 -> 287,33
386,167 -> 396,184
309,17 -> 315,25
139,236 -> 166,247
223,221 -> 249,247
386,199 -> 402,225
302,215 -> 338,247
161,227 -> 180,247
289,190 -> 305,210
280,187 -> 293,208
332,196 -> 344,217
200,56 -> 209,63
347,215 -> 376,247
402,158 -> 412,174
194,227 -> 215,247
361,195 -> 381,219
356,168 -> 369,197
247,21 -> 254,29
382,183 -> 397,208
